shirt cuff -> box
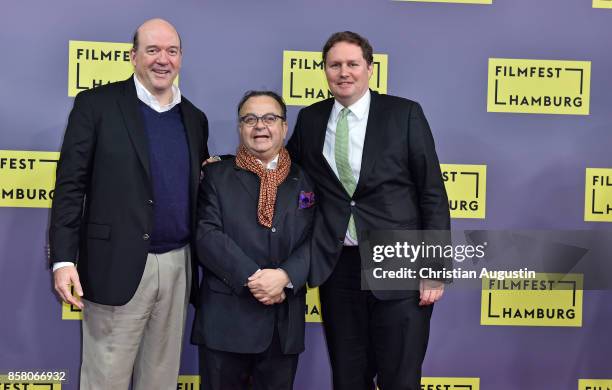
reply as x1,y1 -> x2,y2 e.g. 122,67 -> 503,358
53,262 -> 75,272
277,268 -> 293,289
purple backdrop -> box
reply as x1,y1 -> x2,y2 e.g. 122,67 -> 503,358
1,0 -> 610,389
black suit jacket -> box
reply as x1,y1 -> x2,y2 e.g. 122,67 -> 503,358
49,76 -> 209,306
191,158 -> 313,354
287,91 -> 450,299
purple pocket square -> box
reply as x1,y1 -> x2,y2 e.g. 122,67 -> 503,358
298,191 -> 315,209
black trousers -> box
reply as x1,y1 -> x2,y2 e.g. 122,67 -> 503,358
198,329 -> 299,390
319,246 -> 433,390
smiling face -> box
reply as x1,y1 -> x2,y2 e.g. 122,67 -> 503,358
130,19 -> 181,103
324,41 -> 373,107
238,95 -> 288,165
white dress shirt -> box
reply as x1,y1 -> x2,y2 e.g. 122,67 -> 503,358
133,74 -> 182,113
53,75 -> 183,272
323,90 -> 371,246
258,155 -> 279,170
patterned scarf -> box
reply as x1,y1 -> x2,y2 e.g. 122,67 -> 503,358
235,145 -> 291,228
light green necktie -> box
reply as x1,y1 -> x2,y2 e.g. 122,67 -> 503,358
335,108 -> 358,241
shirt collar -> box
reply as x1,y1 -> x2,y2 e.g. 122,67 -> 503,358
133,74 -> 181,113
257,154 -> 279,170
330,89 -> 371,123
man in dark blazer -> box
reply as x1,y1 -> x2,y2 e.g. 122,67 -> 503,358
287,32 -> 450,390
49,19 -> 208,390
193,91 -> 313,390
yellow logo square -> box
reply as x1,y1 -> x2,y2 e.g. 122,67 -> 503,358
481,273 -> 583,327
0,374 -> 62,389
441,164 -> 486,219
421,377 -> 480,389
584,168 -> 612,222
578,379 -> 612,389
178,375 -> 200,389
305,286 -> 322,323
593,0 -> 612,8
487,58 -> 590,115
68,40 -> 178,97
0,150 -> 59,208
61,285 -> 83,320
68,41 -> 133,97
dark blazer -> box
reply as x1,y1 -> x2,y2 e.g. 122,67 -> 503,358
287,91 -> 450,299
191,158 -> 313,355
49,76 -> 209,306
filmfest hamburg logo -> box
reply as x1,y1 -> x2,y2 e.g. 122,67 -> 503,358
177,375 -> 200,389
593,0 -> 612,8
421,377 -> 480,389
0,374 -> 63,389
578,379 -> 612,390
481,273 -> 583,327
487,58 -> 591,115
282,50 -> 388,106
0,150 -> 59,208
61,285 -> 83,320
440,164 -> 486,219
305,286 -> 322,323
68,40 -> 133,97
584,168 -> 612,222
67,40 -> 179,97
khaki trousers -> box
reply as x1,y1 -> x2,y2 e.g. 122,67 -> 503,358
80,246 -> 191,390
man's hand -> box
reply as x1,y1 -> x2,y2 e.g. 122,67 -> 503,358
53,266 -> 84,309
252,290 -> 286,306
247,269 -> 290,305
202,156 -> 222,167
419,279 -> 444,306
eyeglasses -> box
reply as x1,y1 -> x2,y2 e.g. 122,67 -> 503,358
239,113 -> 285,127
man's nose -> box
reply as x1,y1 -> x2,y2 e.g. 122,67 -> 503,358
339,64 -> 349,77
253,119 -> 267,129
156,50 -> 169,64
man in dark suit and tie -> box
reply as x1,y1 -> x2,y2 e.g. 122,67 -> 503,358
287,31 -> 450,390
49,19 -> 209,389
193,91 -> 313,390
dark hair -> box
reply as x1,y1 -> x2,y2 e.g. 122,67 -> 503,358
237,91 -> 287,119
132,30 -> 140,50
132,27 -> 182,50
322,31 -> 373,65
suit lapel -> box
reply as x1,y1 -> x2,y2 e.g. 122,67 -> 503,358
314,100 -> 346,192
233,163 -> 259,202
180,100 -> 202,198
314,100 -> 334,159
355,91 -> 386,196
118,76 -> 151,180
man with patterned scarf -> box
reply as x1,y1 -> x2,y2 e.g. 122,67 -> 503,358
192,91 -> 314,390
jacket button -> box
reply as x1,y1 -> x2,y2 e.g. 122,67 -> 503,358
350,200 -> 356,206
271,227 -> 277,233
143,234 -> 150,240
147,199 -> 154,205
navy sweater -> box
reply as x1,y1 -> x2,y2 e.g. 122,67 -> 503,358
139,102 -> 190,253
